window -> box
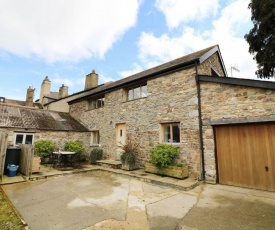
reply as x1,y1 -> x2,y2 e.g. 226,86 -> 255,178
14,133 -> 34,145
161,123 -> 180,144
88,96 -> 105,110
127,84 -> 147,101
91,131 -> 100,146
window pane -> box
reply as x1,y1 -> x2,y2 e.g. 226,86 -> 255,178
97,99 -> 101,108
134,87 -> 140,99
92,132 -> 99,144
15,134 -> 24,145
25,135 -> 33,144
172,124 -> 180,143
163,125 -> 171,142
90,100 -> 96,109
128,89 -> 133,100
101,98 -> 105,107
141,85 -> 147,97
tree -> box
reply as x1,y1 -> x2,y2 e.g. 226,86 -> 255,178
244,0 -> 275,78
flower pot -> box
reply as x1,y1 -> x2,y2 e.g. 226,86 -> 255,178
145,162 -> 188,179
40,156 -> 51,164
122,163 -> 137,171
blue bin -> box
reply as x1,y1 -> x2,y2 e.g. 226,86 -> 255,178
7,164 -> 19,177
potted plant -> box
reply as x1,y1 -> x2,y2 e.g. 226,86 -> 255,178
90,148 -> 103,164
34,140 -> 56,164
145,143 -> 188,179
120,139 -> 139,171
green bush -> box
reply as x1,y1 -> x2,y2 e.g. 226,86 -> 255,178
64,140 -> 84,154
90,148 -> 103,164
149,144 -> 180,168
34,140 -> 56,157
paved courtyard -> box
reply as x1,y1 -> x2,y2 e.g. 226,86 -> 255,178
2,171 -> 275,230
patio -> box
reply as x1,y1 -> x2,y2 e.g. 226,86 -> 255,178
0,161 -> 200,192
2,168 -> 275,230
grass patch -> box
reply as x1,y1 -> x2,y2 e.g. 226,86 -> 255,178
0,187 -> 23,230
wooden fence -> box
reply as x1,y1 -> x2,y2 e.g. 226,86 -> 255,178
0,132 -> 8,182
19,144 -> 34,179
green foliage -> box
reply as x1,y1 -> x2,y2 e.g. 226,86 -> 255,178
34,140 -> 56,157
90,148 -> 103,164
244,0 -> 275,78
64,140 -> 84,154
119,139 -> 139,167
121,152 -> 136,167
149,144 -> 180,168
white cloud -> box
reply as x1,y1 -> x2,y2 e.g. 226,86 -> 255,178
52,75 -> 74,87
137,0 -> 257,79
0,0 -> 140,63
118,63 -> 143,78
155,0 -> 219,29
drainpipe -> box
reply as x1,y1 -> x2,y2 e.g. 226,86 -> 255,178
195,61 -> 205,181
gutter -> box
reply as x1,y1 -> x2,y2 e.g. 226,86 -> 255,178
195,62 -> 205,181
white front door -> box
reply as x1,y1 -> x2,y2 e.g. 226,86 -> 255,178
116,123 -> 126,160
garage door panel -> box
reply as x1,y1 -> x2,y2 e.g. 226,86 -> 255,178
215,123 -> 275,192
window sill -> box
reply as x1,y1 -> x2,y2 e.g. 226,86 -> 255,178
163,142 -> 180,147
123,97 -> 147,103
90,144 -> 101,147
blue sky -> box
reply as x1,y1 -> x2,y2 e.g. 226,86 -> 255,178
0,0 -> 259,101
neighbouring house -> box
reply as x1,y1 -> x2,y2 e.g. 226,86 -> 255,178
0,86 -> 42,109
40,70 -> 113,112
67,44 -> 275,192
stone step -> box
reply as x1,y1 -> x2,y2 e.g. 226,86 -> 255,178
96,160 -> 122,169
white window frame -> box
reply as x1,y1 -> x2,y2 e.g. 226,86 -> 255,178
13,132 -> 34,146
160,123 -> 180,146
90,131 -> 100,146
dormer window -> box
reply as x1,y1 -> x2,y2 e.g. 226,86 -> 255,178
88,96 -> 105,110
127,83 -> 147,101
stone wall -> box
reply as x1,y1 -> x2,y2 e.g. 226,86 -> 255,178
1,128 -> 91,158
198,52 -> 225,76
200,82 -> 275,182
69,53 -> 223,177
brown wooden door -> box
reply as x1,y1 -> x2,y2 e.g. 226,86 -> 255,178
215,123 -> 275,191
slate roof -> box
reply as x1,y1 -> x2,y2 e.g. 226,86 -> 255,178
69,45 -> 224,104
0,104 -> 89,132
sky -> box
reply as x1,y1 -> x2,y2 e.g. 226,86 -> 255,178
0,0 -> 263,101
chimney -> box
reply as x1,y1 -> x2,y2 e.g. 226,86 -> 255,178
59,84 -> 68,98
39,76 -> 51,103
85,69 -> 98,90
26,86 -> 35,107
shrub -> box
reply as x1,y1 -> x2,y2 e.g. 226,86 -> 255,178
90,148 -> 103,164
149,144 -> 180,168
64,140 -> 84,154
34,140 -> 56,157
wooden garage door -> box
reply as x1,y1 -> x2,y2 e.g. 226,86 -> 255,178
215,123 -> 275,191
